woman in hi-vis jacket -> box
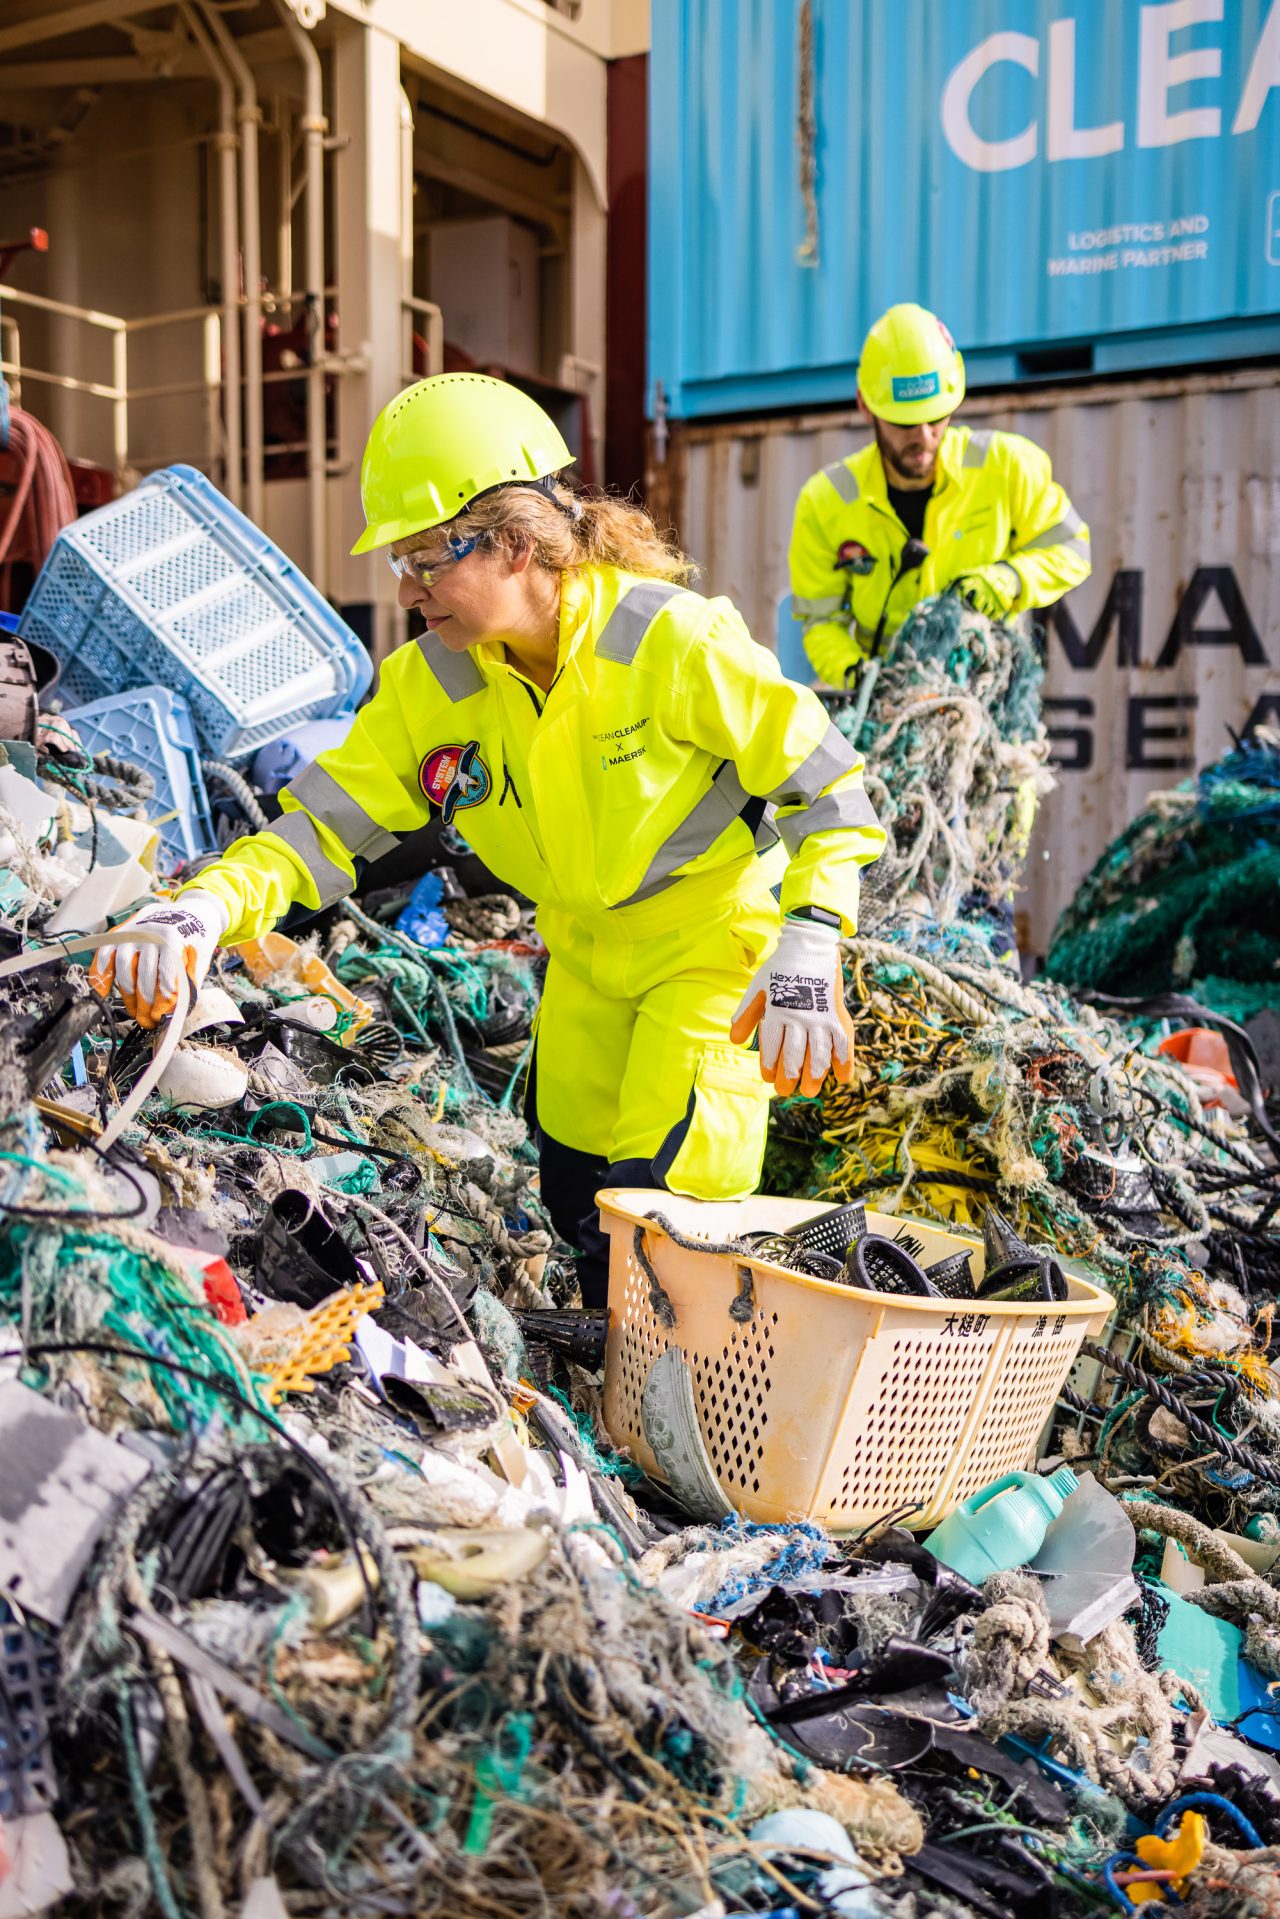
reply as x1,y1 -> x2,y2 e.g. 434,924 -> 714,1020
94,375 -> 886,1302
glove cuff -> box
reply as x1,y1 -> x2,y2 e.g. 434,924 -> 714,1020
167,888 -> 231,942
785,905 -> 842,931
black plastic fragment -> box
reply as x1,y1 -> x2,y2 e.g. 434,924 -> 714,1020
977,1255 -> 1068,1303
846,1234 -> 941,1296
512,1307 -> 609,1372
924,1247 -> 976,1298
256,1189 -> 363,1308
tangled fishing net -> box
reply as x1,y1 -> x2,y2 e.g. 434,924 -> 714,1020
764,599 -> 1280,1558
834,595 -> 1054,927
1046,726 -> 1280,1019
1,588 -> 1277,1919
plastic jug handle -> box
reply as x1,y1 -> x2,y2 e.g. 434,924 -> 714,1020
962,1472 -> 1025,1515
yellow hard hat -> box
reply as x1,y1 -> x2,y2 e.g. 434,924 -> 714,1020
352,372 -> 575,555
857,304 -> 966,425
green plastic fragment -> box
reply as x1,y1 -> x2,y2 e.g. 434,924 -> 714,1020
464,1711 -> 533,1855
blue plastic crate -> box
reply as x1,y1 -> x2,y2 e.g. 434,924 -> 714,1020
67,685 -> 218,871
20,465 -> 373,761
0,1599 -> 59,1819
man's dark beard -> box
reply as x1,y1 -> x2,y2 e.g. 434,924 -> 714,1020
872,418 -> 936,485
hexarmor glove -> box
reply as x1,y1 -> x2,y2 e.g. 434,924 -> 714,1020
730,915 -> 855,1098
88,891 -> 230,1029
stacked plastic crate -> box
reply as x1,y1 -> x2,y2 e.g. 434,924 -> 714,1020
20,466 -> 372,871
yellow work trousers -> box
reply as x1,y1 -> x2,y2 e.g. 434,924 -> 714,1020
528,862 -> 782,1298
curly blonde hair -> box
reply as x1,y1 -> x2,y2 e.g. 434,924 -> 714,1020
458,478 -> 696,584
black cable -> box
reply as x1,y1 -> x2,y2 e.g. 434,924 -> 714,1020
1144,1163 -> 1207,1235
1,1339 -> 379,1634
1080,1339 -> 1280,1488
305,1123 -> 426,1187
85,986 -> 127,1128
0,1135 -> 152,1225
1256,1189 -> 1280,1233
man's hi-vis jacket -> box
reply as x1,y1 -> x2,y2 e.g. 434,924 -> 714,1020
187,565 -> 888,945
788,423 -> 1092,685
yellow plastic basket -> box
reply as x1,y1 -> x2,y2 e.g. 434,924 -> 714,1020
600,1190 -> 1114,1531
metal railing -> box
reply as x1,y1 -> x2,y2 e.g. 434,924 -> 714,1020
0,281 -> 378,486
402,295 -> 444,387
0,284 -> 224,483
0,282 -> 448,538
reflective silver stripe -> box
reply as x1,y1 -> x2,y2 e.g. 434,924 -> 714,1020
619,761 -> 752,906
1042,534 -> 1090,564
284,762 -> 400,861
415,629 -> 485,701
777,784 -> 881,856
754,809 -> 780,854
768,721 -> 857,807
594,580 -> 685,665
822,460 -> 859,504
791,593 -> 844,619
964,429 -> 995,467
266,809 -> 353,905
1019,507 -> 1087,551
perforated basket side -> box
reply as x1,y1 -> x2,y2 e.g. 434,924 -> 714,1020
606,1228 -> 786,1496
604,1229 -> 675,1472
943,1320 -> 1087,1514
690,1304 -> 781,1501
603,1218 -> 861,1519
814,1321 -> 1008,1529
602,1194 -> 1116,1532
605,1234 -> 797,1505
72,483 -> 191,567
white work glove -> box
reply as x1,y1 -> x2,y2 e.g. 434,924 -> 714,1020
730,915 -> 855,1098
88,890 -> 229,1030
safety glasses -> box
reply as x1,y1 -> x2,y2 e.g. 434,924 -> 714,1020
387,532 -> 481,588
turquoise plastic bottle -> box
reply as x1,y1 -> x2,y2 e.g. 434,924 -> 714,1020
923,1466 -> 1078,1583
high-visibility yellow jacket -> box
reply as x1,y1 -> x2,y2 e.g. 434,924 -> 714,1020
187,566 -> 886,943
788,423 -> 1091,685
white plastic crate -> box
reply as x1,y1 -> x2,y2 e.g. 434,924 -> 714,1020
20,466 -> 372,761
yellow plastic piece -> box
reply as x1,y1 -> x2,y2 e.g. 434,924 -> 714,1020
283,1547 -> 381,1628
260,1280 -> 385,1404
1130,1811 -> 1206,1904
231,931 -> 373,1043
599,1190 -> 1115,1531
408,1527 -> 550,1599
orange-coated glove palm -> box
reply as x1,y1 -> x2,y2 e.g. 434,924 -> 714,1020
88,891 -> 229,1030
729,917 -> 855,1098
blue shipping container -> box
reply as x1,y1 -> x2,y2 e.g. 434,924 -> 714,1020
649,0 -> 1280,417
